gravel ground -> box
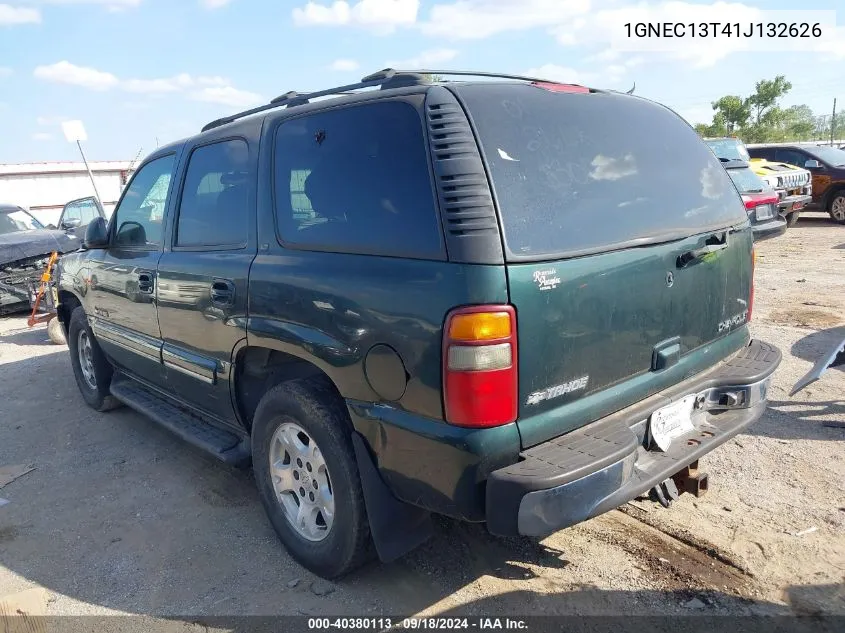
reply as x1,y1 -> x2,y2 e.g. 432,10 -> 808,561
0,212 -> 843,625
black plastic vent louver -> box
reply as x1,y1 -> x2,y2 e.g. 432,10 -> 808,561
425,87 -> 503,265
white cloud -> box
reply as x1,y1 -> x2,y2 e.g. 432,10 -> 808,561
200,0 -> 232,8
122,73 -> 194,93
0,4 -> 41,24
0,66 -> 12,77
33,61 -> 262,109
191,85 -> 263,107
32,132 -> 54,141
293,0 -> 419,31
329,58 -> 360,71
387,48 -> 457,68
34,61 -> 119,90
420,0 -> 589,40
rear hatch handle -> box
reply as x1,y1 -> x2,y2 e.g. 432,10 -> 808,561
677,231 -> 729,268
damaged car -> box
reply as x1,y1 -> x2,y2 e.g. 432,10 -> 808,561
0,199 -> 101,315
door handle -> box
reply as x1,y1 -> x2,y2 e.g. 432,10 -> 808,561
210,278 -> 236,307
137,270 -> 155,293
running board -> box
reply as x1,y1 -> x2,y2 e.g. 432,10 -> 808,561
110,376 -> 250,466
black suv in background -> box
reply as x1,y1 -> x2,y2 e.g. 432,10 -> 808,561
747,143 -> 845,224
55,70 -> 780,578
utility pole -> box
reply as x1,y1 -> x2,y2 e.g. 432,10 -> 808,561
831,98 -> 837,146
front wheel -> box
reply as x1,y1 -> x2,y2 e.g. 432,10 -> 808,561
829,192 -> 845,224
785,211 -> 801,227
67,307 -> 119,411
252,377 -> 372,578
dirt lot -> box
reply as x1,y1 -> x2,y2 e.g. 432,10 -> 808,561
1,212 -> 843,625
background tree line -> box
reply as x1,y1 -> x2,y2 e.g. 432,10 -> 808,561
692,75 -> 843,143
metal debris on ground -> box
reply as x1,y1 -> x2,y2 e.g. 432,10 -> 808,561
791,526 -> 818,537
0,464 -> 35,488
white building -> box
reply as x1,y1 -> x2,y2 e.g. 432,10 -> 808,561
0,161 -> 135,226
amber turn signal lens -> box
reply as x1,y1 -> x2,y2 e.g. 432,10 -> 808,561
448,312 -> 511,341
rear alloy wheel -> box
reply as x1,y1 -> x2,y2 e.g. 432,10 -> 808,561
829,192 -> 845,224
269,422 -> 335,542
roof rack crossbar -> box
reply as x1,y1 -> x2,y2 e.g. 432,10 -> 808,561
200,69 -> 420,133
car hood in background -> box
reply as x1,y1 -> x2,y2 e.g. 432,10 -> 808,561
0,230 -> 81,266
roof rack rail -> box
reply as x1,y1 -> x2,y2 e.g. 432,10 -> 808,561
200,68 -> 429,133
199,67 -> 606,133
395,69 -> 564,83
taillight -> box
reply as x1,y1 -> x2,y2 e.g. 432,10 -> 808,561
443,305 -> 517,428
749,247 -> 756,323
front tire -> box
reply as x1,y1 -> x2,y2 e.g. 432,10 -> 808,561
785,211 -> 801,227
252,377 -> 372,578
829,192 -> 845,224
67,307 -> 119,411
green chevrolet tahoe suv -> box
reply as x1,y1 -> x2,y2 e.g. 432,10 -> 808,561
55,69 -> 781,579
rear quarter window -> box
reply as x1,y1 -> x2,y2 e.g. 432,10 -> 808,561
272,100 -> 444,260
456,85 -> 747,259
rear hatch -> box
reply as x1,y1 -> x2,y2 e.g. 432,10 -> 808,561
454,84 -> 753,448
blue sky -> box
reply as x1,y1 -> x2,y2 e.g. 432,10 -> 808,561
0,0 -> 843,163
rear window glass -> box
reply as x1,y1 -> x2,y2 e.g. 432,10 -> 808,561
273,100 -> 443,259
705,138 -> 750,161
726,166 -> 768,193
457,85 -> 746,259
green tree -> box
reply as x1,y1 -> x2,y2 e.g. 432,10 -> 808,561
782,105 -> 816,141
745,75 -> 792,125
711,95 -> 750,133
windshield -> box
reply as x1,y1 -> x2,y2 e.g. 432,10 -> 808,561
705,138 -> 751,161
806,145 -> 845,167
0,208 -> 44,235
727,166 -> 769,193
457,85 -> 747,259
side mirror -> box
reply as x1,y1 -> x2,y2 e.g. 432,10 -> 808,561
804,159 -> 821,169
83,216 -> 109,249
61,217 -> 83,230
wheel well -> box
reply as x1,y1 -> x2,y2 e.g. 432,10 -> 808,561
57,290 -> 81,336
825,184 -> 845,210
234,347 -> 346,432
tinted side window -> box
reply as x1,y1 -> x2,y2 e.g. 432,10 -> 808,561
775,149 -> 807,167
748,147 -> 777,161
113,154 -> 176,248
63,199 -> 100,225
176,139 -> 250,248
273,101 -> 443,259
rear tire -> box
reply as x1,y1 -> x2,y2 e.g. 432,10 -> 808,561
252,377 -> 373,579
67,307 -> 120,411
829,192 -> 845,224
785,211 -> 801,227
